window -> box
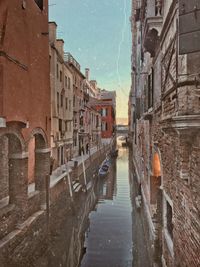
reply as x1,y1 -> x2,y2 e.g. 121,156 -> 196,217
105,122 -> 108,131
102,122 -> 106,131
61,94 -> 63,107
69,100 -> 71,111
59,119 -> 62,132
34,0 -> 43,10
66,98 -> 68,110
73,95 -> 75,107
56,64 -> 59,79
57,147 -> 60,165
68,77 -> 71,89
166,201 -> 173,239
148,68 -> 154,109
65,121 -> 68,131
102,108 -> 107,117
57,92 -> 59,110
60,71 -> 62,82
65,76 -> 68,88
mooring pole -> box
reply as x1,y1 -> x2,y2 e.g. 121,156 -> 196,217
81,151 -> 87,192
67,172 -> 73,199
45,174 -> 50,228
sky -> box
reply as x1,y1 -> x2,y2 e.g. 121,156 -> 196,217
49,0 -> 131,118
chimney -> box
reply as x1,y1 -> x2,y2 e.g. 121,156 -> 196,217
85,68 -> 90,81
56,39 -> 64,59
49,22 -> 57,44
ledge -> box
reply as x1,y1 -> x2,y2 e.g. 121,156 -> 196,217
161,115 -> 200,131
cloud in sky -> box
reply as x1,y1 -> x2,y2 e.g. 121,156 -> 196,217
49,0 -> 131,118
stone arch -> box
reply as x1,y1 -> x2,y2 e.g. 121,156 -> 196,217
27,128 -> 50,208
0,127 -> 25,152
28,127 -> 48,149
0,128 -> 28,222
144,28 -> 160,57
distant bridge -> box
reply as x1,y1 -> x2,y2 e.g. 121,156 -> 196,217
116,125 -> 128,137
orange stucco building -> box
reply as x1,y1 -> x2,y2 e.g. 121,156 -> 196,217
0,0 -> 51,224
93,90 -> 116,139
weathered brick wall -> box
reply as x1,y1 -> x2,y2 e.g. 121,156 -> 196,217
131,1 -> 200,266
0,146 -> 109,266
0,136 -> 8,199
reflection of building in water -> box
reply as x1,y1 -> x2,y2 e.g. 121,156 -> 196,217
66,189 -> 97,267
34,184 -> 97,267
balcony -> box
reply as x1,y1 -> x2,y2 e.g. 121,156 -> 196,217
143,0 -> 163,57
64,52 -> 80,71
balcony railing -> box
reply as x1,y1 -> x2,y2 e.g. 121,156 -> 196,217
64,52 -> 80,71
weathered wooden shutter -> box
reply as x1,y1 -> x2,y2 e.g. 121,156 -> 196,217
179,0 -> 200,54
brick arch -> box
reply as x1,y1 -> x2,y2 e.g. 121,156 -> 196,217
150,145 -> 163,205
28,127 -> 48,149
27,127 -> 50,208
0,127 -> 25,152
0,129 -> 28,222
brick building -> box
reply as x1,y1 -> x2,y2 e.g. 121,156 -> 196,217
95,90 -> 116,139
49,22 -> 73,171
129,0 -> 200,266
0,0 -> 50,238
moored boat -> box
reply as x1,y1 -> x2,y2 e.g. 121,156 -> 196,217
98,157 -> 111,177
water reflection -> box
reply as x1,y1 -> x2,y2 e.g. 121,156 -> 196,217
80,147 -> 133,267
34,146 -> 150,267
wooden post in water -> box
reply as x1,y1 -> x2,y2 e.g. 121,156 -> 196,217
45,174 -> 50,228
67,172 -> 73,199
45,174 -> 50,262
81,151 -> 87,192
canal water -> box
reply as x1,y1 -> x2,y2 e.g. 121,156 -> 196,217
80,147 -> 133,267
34,146 -> 151,267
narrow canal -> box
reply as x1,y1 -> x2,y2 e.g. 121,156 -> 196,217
80,147 -> 133,267
34,145 -> 151,267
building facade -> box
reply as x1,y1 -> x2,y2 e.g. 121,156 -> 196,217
65,53 -> 85,157
129,0 -> 200,266
49,22 -> 73,172
95,90 -> 116,140
83,69 -> 101,151
0,0 -> 50,234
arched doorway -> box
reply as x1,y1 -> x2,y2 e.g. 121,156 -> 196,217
150,148 -> 163,265
28,128 -> 50,209
150,152 -> 162,205
0,129 -> 28,227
